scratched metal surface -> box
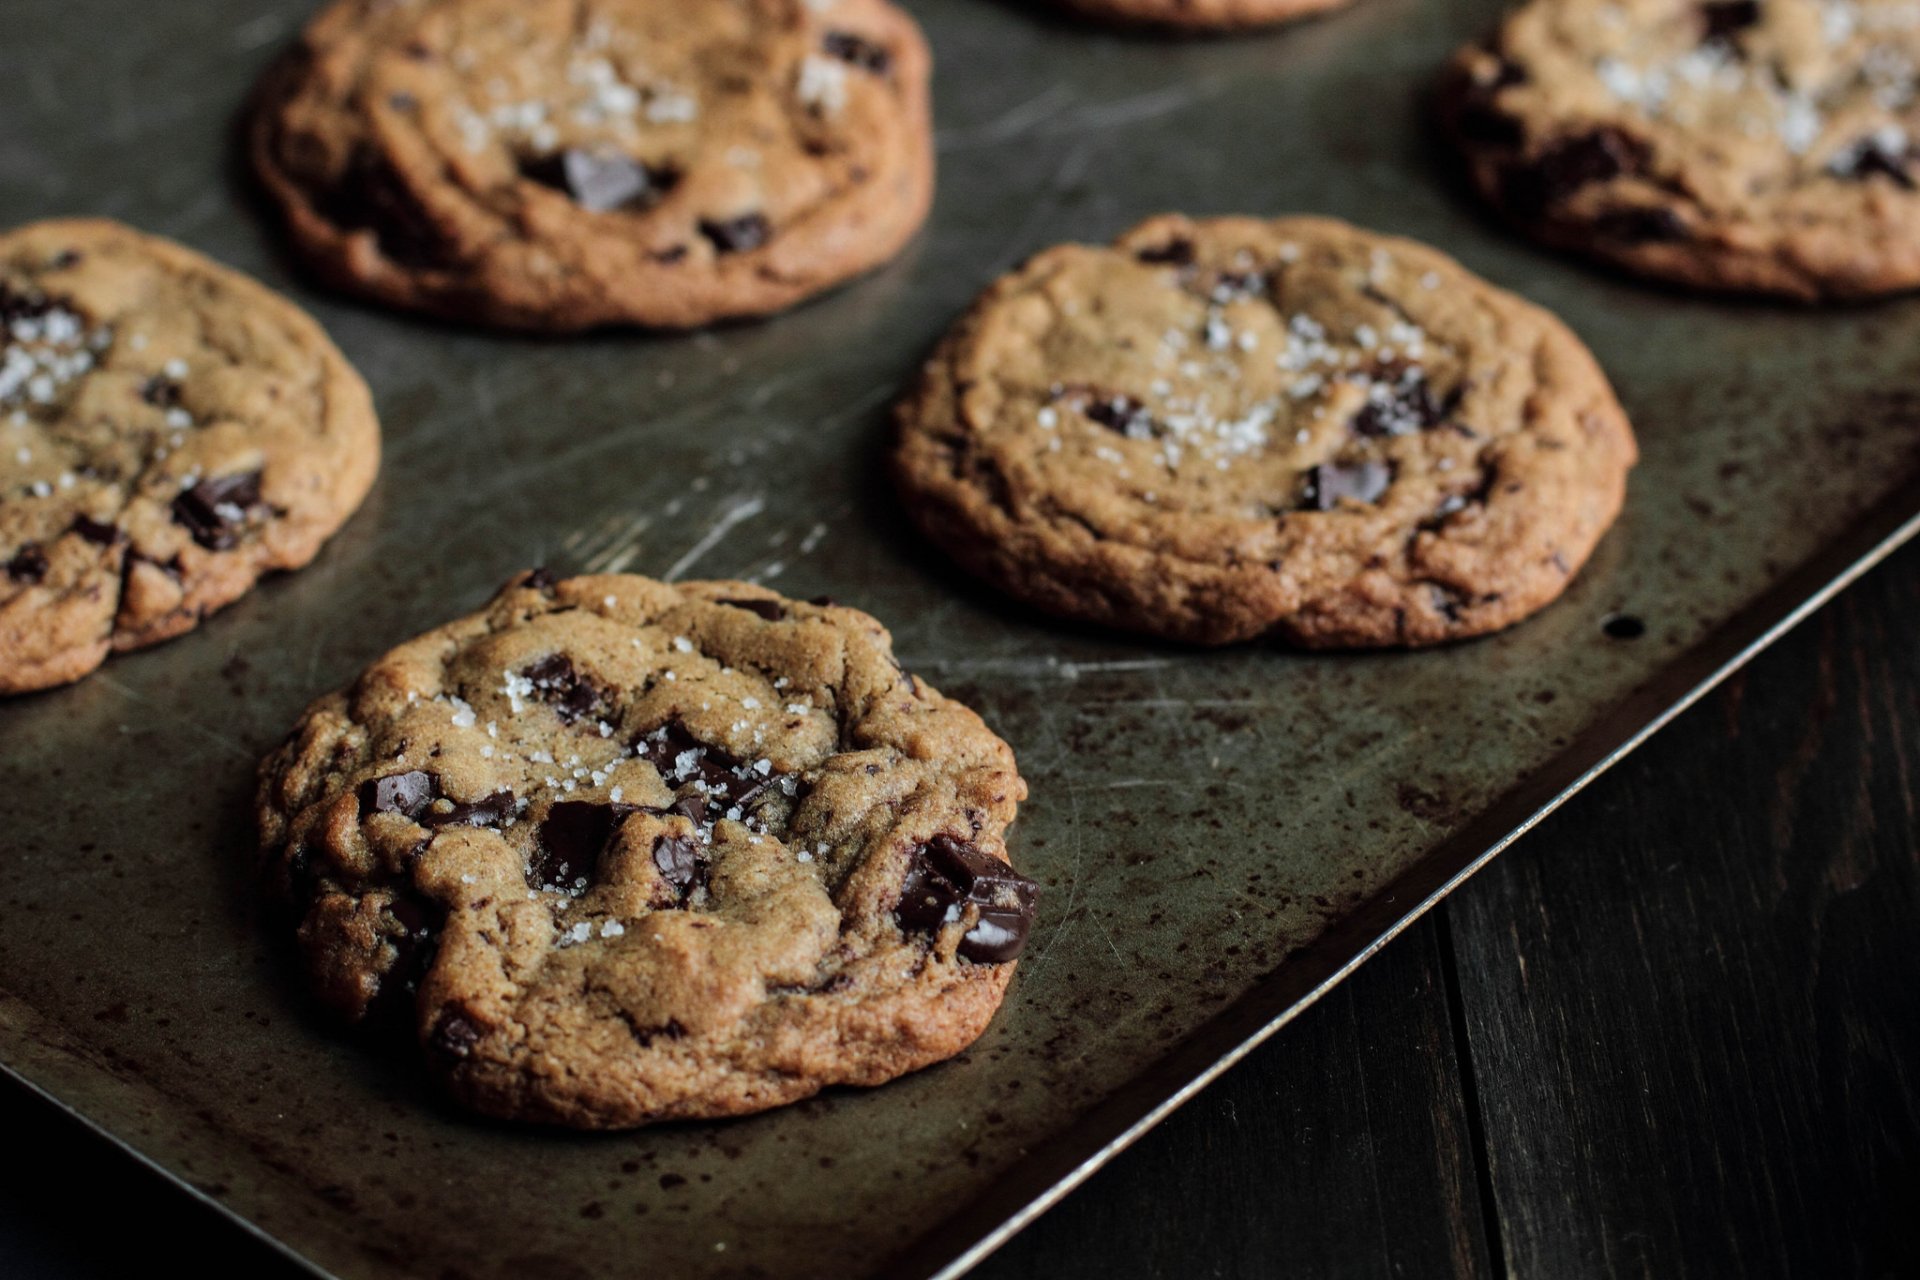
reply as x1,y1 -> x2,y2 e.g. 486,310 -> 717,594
2,0 -> 1919,1277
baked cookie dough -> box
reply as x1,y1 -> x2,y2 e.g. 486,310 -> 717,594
250,0 -> 935,331
1443,0 -> 1920,299
256,571 -> 1035,1129
0,219 -> 378,695
893,215 -> 1637,647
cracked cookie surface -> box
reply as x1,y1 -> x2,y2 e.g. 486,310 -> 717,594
256,572 -> 1033,1129
893,215 -> 1637,648
1050,0 -> 1353,29
1443,0 -> 1920,298
249,0 -> 934,331
0,219 -> 378,696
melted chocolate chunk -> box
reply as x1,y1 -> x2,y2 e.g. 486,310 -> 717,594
139,376 -> 182,408
634,721 -> 777,815
1456,59 -> 1530,149
1077,391 -> 1160,439
1699,0 -> 1760,42
699,213 -> 772,255
1303,460 -> 1394,510
1352,373 -> 1448,438
429,1009 -> 483,1061
894,836 -> 1038,964
522,148 -> 670,213
311,153 -> 447,268
428,791 -> 516,829
5,544 -> 48,584
651,834 -> 705,896
521,654 -> 614,725
1501,129 -> 1649,219
1830,133 -> 1917,190
1207,270 -> 1270,301
359,769 -> 439,820
1592,206 -> 1690,243
378,894 -> 443,1007
1136,238 -> 1195,266
719,597 -> 786,621
170,470 -> 263,551
533,801 -> 638,891
0,284 -> 55,326
823,30 -> 891,74
359,770 -> 513,829
70,515 -> 120,545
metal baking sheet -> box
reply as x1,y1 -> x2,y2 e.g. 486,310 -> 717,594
3,0 -> 1918,1276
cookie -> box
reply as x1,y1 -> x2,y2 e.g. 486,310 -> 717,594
892,215 -> 1637,648
255,572 -> 1035,1129
1051,0 -> 1353,30
0,219 -> 378,696
1442,0 -> 1920,299
249,0 -> 934,332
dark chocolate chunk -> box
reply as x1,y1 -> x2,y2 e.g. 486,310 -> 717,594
699,213 -> 772,255
634,721 -> 778,815
139,376 -> 182,408
1829,133 -> 1917,190
429,1009 -> 483,1061
70,515 -> 120,545
1456,102 -> 1527,149
1500,128 -> 1649,219
358,769 -> 440,820
1136,238 -> 1195,266
719,597 -> 785,621
1208,270 -> 1269,301
1079,391 -> 1160,439
521,654 -> 614,725
1430,583 -> 1468,623
1352,372 -> 1447,438
426,790 -> 517,829
894,836 -> 1038,964
533,800 -> 638,891
1303,460 -> 1394,510
823,30 -> 891,74
522,148 -> 667,213
1592,206 -> 1690,242
170,470 -> 263,551
523,566 -> 558,591
1699,0 -> 1760,42
5,543 -> 48,584
0,284 -> 55,326
808,595 -> 839,607
1456,58 -> 1531,148
651,834 -> 705,896
310,153 -> 447,268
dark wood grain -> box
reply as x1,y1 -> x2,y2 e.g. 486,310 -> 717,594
1447,545 -> 1920,1279
977,916 -> 1492,1280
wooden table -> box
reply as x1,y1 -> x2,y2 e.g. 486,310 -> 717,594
6,542 -> 1917,1280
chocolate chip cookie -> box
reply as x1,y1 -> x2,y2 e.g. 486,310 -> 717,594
256,572 -> 1034,1129
1443,0 -> 1920,299
0,219 -> 378,696
250,0 -> 934,332
1051,0 -> 1354,29
893,215 -> 1637,648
